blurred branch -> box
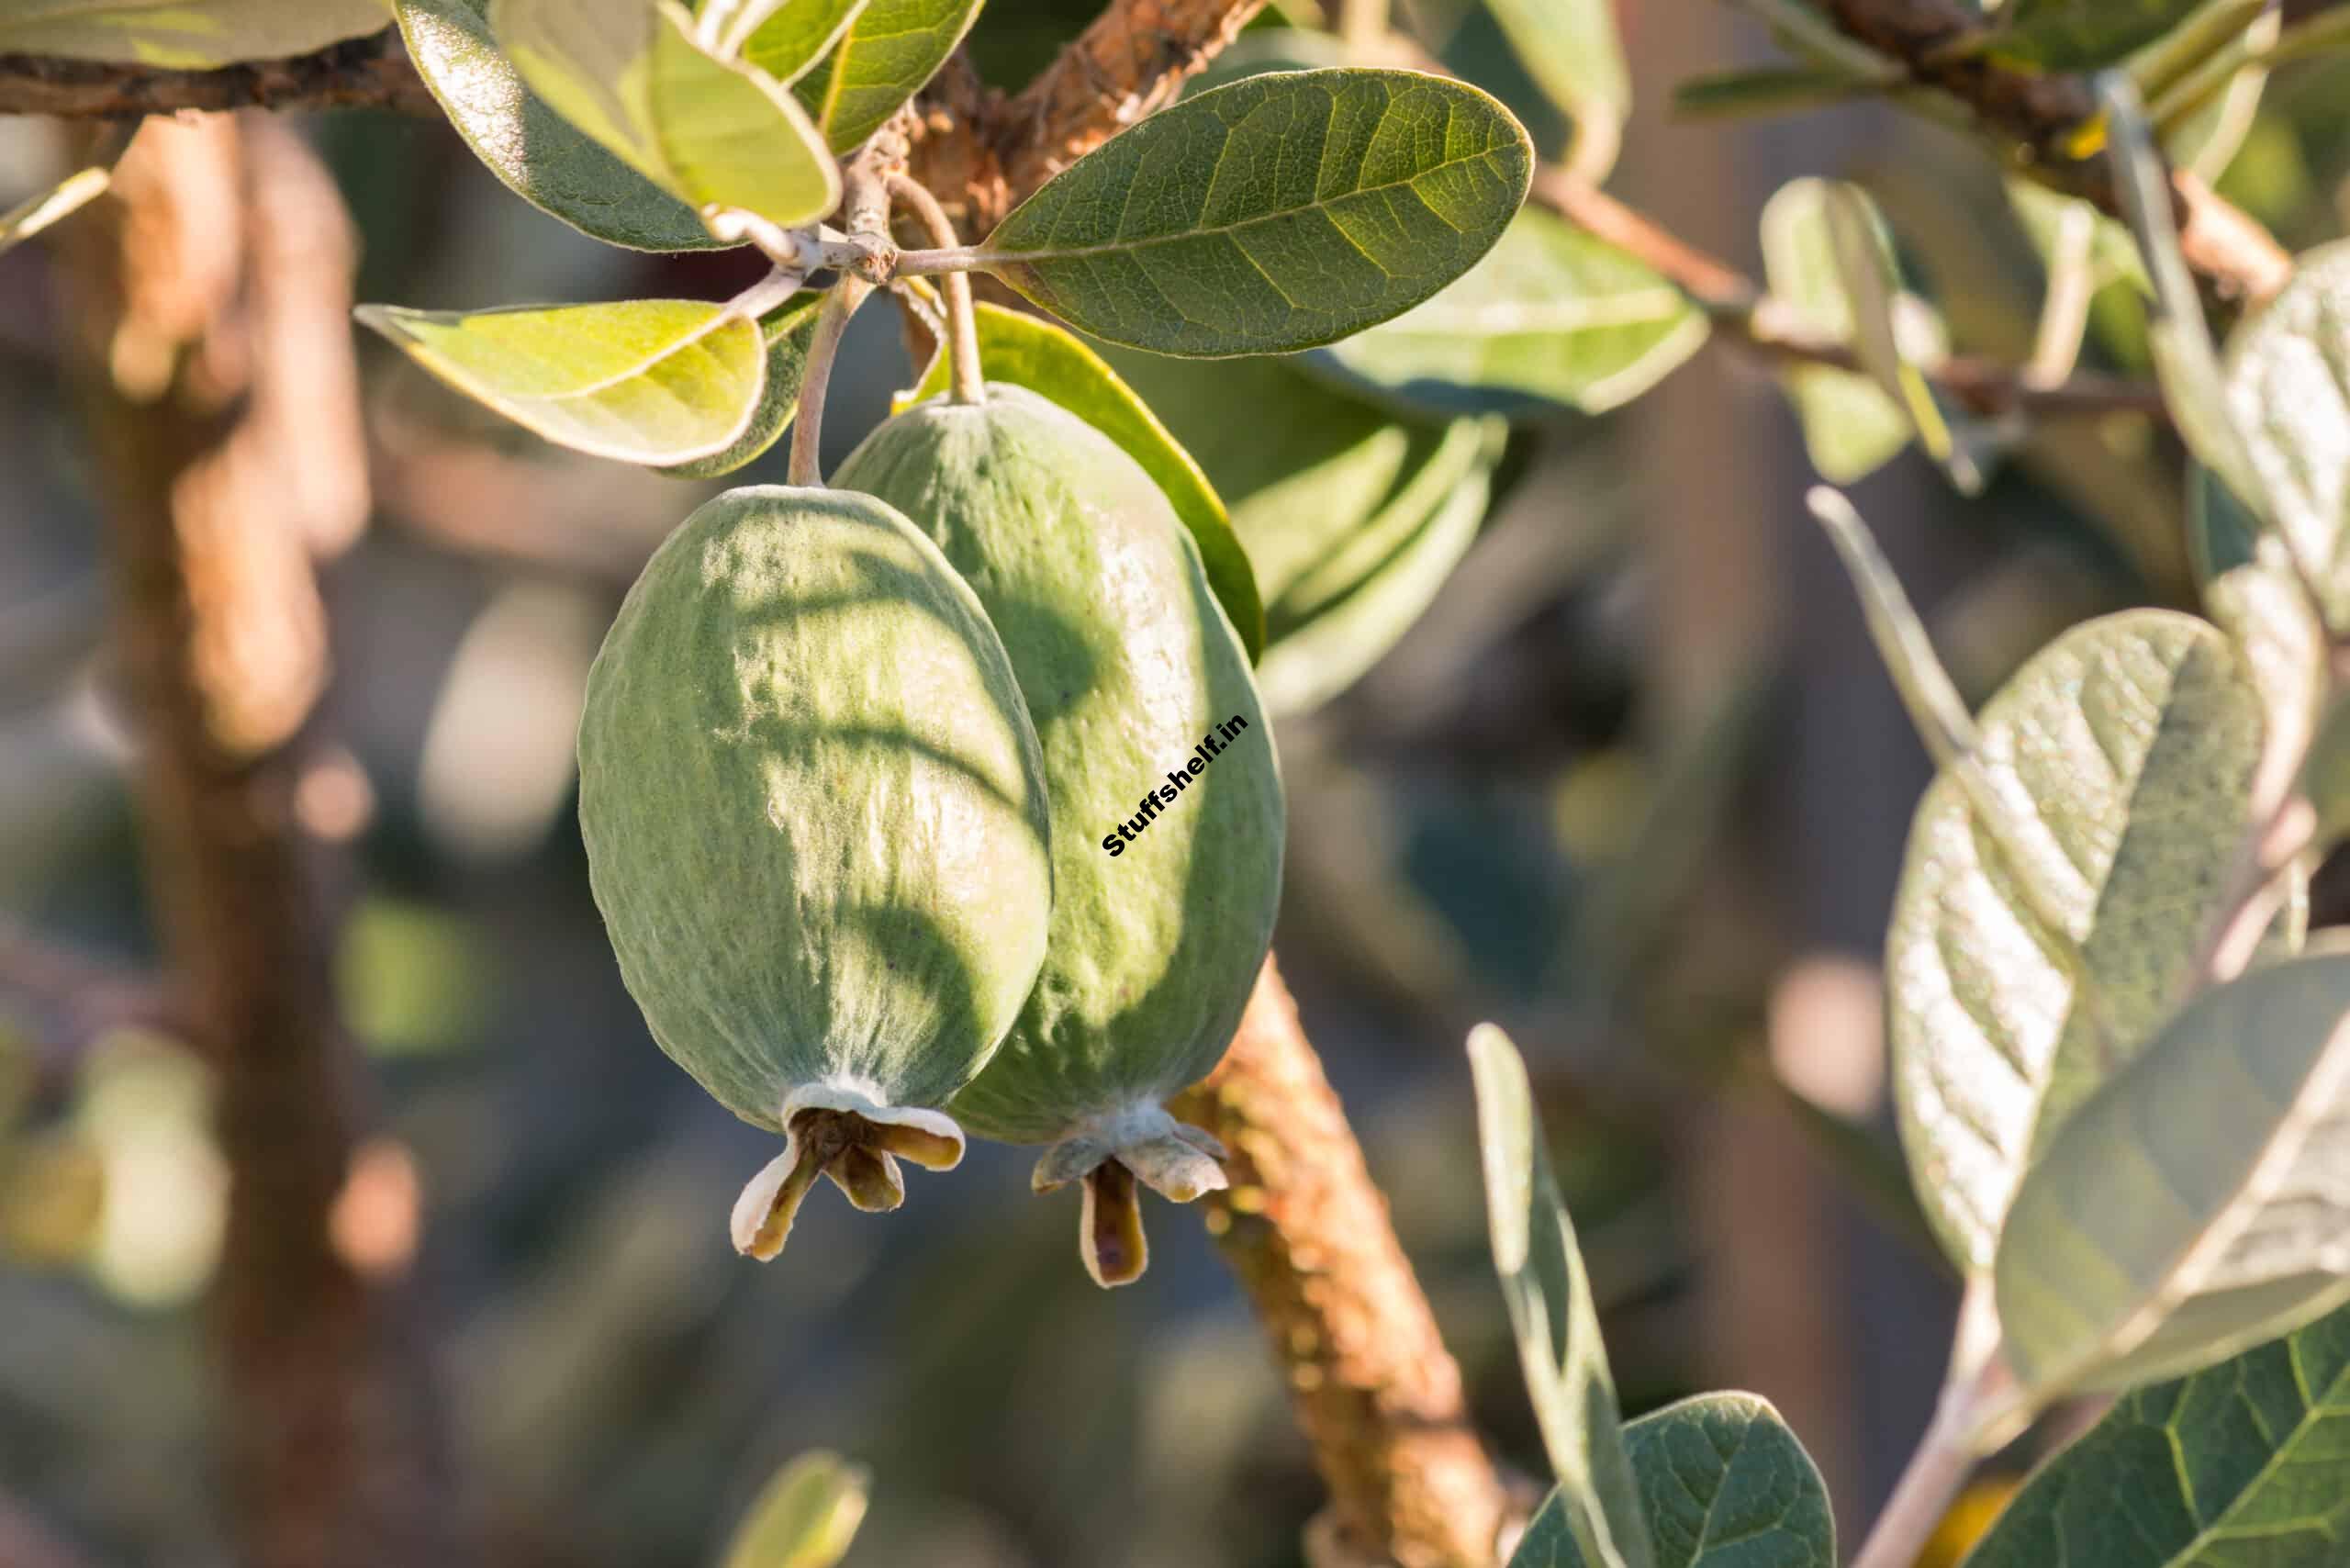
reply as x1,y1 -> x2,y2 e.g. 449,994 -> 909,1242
0,32 -> 431,118
1818,0 -> 2292,298
57,114 -> 468,1568
1172,958 -> 1512,1568
1532,169 -> 2171,420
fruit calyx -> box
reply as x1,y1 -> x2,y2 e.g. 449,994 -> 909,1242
730,1081 -> 965,1261
1031,1104 -> 1228,1288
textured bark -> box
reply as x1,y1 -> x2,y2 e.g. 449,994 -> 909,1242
57,116 -> 466,1568
1173,960 -> 1510,1568
1824,0 -> 2292,298
0,33 -> 431,119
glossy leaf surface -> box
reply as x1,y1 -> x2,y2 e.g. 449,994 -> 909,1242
1960,1303 -> 2350,1568
984,69 -> 1533,357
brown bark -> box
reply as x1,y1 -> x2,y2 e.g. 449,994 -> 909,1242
56,116 -> 466,1568
0,33 -> 431,119
1173,960 -> 1510,1568
1823,0 -> 2293,299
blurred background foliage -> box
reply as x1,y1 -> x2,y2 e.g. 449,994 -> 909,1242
4,1 -> 2348,1565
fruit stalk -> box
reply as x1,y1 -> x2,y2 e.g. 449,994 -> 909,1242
787,279 -> 870,487
887,173 -> 983,407
1173,958 -> 1510,1568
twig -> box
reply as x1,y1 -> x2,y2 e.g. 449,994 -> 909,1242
1171,959 -> 1512,1568
56,113 -> 469,1568
998,0 -> 1266,198
1848,1283 -> 2016,1568
0,32 -> 431,118
1531,169 -> 2170,419
1817,0 -> 2293,299
887,174 -> 983,404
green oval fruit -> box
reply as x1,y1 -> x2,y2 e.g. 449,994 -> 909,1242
577,485 -> 1055,1261
834,386 -> 1286,1287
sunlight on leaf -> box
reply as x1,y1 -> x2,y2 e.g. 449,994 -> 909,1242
358,298 -> 768,466
1307,207 -> 1707,419
394,0 -> 719,251
0,0 -> 387,65
1512,1394 -> 1834,1568
786,0 -> 981,153
984,69 -> 1533,357
663,296 -> 824,478
1995,946 -> 2350,1399
1470,1023 -> 1654,1568
717,1450 -> 870,1568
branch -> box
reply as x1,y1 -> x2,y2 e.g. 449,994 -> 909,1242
1172,958 -> 1512,1568
56,114 -> 469,1568
1818,0 -> 2292,299
1531,169 -> 2170,420
998,0 -> 1266,196
0,33 -> 432,118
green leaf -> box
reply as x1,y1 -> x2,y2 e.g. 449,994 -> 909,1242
1512,1394 -> 1835,1568
785,0 -> 981,153
660,296 -> 823,478
1986,0 -> 2211,72
1469,1023 -> 1655,1568
896,301 -> 1265,660
1887,610 -> 2269,1275
1305,206 -> 1707,420
1960,1303 -> 2350,1568
0,165 -> 110,259
1256,419 -> 1502,718
2224,238 -> 2350,635
1995,946 -> 2350,1399
393,0 -> 716,252
358,298 -> 769,466
1758,178 -> 1917,485
1486,0 -> 1627,180
490,0 -> 839,230
1821,180 -> 1991,493
1099,343 -> 1498,710
0,0 -> 387,65
982,69 -> 1534,358
717,1450 -> 869,1568
733,0 -> 863,83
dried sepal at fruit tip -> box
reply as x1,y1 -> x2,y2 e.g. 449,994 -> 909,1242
1029,1105 -> 1228,1285
728,1085 -> 966,1259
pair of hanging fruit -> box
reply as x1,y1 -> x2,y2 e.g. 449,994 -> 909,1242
578,386 -> 1283,1286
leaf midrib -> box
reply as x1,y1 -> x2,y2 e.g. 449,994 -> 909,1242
987,142 -> 1513,272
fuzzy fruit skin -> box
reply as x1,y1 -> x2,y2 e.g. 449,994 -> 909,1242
576,485 -> 1055,1128
834,386 -> 1285,1147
